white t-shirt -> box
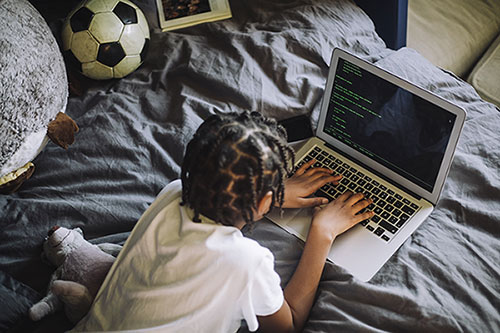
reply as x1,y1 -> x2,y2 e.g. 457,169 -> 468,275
73,180 -> 284,333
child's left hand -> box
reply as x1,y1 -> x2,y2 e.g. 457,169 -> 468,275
280,159 -> 341,208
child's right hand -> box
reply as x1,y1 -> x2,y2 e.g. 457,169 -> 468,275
310,191 -> 374,243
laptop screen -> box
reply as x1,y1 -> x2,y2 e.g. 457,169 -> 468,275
322,58 -> 457,192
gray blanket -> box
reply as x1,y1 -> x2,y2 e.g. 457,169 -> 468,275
0,0 -> 498,332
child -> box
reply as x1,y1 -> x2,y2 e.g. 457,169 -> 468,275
73,111 -> 373,332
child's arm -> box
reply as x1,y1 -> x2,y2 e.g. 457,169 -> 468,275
280,159 -> 341,208
259,191 -> 374,332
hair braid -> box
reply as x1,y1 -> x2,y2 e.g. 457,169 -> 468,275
181,111 -> 293,227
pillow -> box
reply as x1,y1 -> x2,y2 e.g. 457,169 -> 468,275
407,0 -> 500,77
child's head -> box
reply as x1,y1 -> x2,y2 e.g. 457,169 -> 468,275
181,111 -> 295,226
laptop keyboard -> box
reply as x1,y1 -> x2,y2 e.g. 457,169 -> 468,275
295,146 -> 421,242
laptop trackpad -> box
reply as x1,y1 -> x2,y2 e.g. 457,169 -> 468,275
269,207 -> 313,241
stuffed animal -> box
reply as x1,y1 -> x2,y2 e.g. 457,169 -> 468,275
0,0 -> 78,194
29,226 -> 122,323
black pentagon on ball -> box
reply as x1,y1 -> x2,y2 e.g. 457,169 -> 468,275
63,49 -> 82,73
97,42 -> 126,67
70,7 -> 94,32
113,1 -> 137,25
140,38 -> 150,62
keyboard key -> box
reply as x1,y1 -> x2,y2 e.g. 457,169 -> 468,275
379,192 -> 388,199
372,215 -> 381,223
381,211 -> 390,219
389,216 -> 399,225
382,235 -> 390,242
341,178 -> 349,185
387,196 -> 396,204
378,200 -> 386,208
372,187 -> 381,195
387,189 -> 395,195
385,204 -> 394,213
403,198 -> 410,205
374,207 -> 383,215
357,179 -> 366,186
410,203 -> 419,210
394,200 -> 403,208
344,171 -> 352,178
374,227 -> 385,236
316,155 -> 325,161
395,193 -> 403,200
379,220 -> 398,233
402,205 -> 416,215
392,209 -> 402,217
397,214 -> 410,227
348,182 -> 357,190
337,185 -> 346,192
366,225 -> 375,231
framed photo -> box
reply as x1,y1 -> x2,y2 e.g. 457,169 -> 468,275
156,0 -> 232,31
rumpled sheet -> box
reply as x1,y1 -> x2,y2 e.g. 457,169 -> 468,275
0,0 -> 498,332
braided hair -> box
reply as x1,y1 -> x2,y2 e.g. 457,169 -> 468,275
181,111 -> 295,226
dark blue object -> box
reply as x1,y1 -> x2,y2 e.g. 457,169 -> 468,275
355,0 -> 408,50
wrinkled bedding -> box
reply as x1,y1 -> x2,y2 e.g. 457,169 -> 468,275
1,0 -> 499,332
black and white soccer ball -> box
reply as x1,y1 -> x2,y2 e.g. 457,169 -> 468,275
61,0 -> 150,80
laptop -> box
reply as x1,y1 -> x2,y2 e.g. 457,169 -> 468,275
267,48 -> 466,282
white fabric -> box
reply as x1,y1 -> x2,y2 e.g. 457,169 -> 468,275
73,179 -> 284,333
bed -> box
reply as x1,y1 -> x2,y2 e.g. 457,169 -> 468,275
1,0 -> 499,332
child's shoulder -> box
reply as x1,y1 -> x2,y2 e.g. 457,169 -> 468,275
158,179 -> 182,198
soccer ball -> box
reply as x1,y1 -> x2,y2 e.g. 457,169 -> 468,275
61,0 -> 150,80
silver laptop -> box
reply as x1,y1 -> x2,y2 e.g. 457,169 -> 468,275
267,48 -> 466,282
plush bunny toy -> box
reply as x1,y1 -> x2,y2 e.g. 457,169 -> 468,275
29,226 -> 122,323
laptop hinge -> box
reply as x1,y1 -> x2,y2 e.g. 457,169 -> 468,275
324,142 -> 423,201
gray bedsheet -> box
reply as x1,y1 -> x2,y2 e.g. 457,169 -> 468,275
1,0 -> 498,332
